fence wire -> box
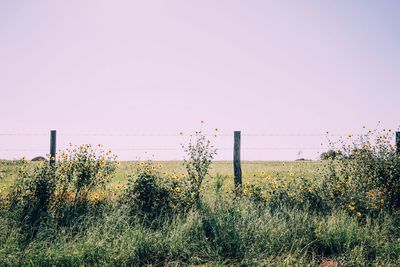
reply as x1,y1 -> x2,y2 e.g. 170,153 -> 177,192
0,130 -> 389,160
0,132 -> 361,137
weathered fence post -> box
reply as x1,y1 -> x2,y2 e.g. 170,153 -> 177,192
234,131 -> 242,192
396,131 -> 400,154
50,130 -> 56,165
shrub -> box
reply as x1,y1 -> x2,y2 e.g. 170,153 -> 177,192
183,131 -> 217,202
8,160 -> 56,241
320,128 -> 400,215
123,131 -> 217,223
56,144 -> 117,202
242,183 -> 266,204
53,144 -> 117,226
320,150 -> 343,160
122,161 -> 195,223
8,144 -> 117,240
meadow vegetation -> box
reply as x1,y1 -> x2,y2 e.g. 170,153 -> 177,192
1,129 -> 400,266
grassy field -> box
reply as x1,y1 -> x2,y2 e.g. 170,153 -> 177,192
2,156 -> 400,266
1,160 -> 321,197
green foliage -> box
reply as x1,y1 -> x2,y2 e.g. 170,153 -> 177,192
122,161 -> 195,222
122,132 -> 217,224
56,144 -> 117,202
183,131 -> 217,202
320,129 -> 400,216
7,145 -> 117,241
53,144 -> 117,226
320,149 -> 343,160
242,183 -> 266,204
3,202 -> 400,266
8,161 -> 56,241
3,128 -> 400,265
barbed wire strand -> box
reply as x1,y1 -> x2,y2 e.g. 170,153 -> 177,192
0,132 -> 364,137
0,147 -> 328,152
0,149 -> 48,152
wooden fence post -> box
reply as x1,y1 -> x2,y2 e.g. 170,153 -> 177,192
50,130 -> 56,165
234,131 -> 242,192
396,131 -> 400,154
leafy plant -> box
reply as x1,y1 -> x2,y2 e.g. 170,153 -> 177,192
320,149 -> 343,160
8,145 -> 117,240
55,144 -> 116,204
320,128 -> 400,216
8,160 -> 56,242
122,161 -> 194,223
183,131 -> 217,202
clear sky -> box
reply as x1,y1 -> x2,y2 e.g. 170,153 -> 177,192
1,0 -> 399,160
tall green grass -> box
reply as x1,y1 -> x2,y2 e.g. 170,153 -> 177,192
2,198 -> 400,266
2,128 -> 400,266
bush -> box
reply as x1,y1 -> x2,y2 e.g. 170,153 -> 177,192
320,150 -> 343,160
242,183 -> 266,204
183,131 -> 217,202
7,144 -> 117,241
53,144 -> 117,226
56,144 -> 117,202
122,161 -> 195,223
320,129 -> 400,216
8,160 -> 56,241
123,132 -> 217,222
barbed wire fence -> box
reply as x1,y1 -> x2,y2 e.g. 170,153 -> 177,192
1,129 -> 399,190
0,129 -> 384,160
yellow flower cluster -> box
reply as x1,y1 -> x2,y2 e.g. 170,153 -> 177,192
347,203 -> 363,217
88,191 -> 106,203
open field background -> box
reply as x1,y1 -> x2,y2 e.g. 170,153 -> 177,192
1,137 -> 400,266
0,160 -> 320,197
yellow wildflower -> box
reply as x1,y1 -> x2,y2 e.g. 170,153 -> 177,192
243,187 -> 250,195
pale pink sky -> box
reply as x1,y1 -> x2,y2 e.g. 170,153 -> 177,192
1,1 -> 399,160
